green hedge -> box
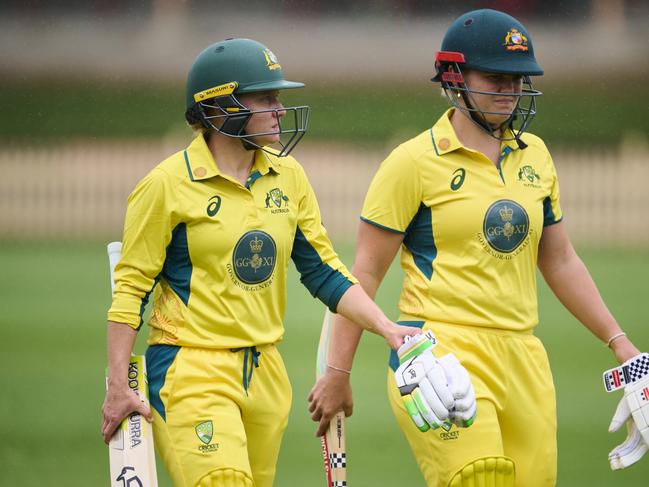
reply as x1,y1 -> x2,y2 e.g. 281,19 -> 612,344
5,78 -> 648,147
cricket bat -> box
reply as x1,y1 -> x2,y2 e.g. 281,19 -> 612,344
107,241 -> 158,487
316,309 -> 347,487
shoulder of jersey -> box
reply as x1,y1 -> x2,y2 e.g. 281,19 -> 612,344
389,128 -> 438,163
131,161 -> 175,196
151,148 -> 193,181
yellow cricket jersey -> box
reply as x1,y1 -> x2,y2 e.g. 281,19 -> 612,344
108,134 -> 356,348
362,109 -> 562,332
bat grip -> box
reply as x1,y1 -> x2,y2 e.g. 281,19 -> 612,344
107,241 -> 122,293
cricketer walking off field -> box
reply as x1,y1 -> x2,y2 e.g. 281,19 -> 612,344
101,37 -> 419,487
308,9 -> 649,487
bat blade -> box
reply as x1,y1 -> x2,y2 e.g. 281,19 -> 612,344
316,309 -> 348,487
106,242 -> 158,486
107,355 -> 158,487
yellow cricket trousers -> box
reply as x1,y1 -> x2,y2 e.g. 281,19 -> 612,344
388,322 -> 557,487
146,344 -> 291,487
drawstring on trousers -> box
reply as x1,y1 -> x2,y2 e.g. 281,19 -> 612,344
230,346 -> 261,395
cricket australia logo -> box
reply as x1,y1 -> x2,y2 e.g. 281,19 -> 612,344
504,27 -> 529,51
232,230 -> 277,284
195,420 -> 219,453
483,200 -> 529,253
195,420 -> 213,445
265,188 -> 290,214
518,165 -> 541,188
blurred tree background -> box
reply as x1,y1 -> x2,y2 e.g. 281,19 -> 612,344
2,0 -> 648,149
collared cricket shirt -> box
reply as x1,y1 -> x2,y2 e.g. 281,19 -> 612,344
362,109 -> 562,332
108,134 -> 356,348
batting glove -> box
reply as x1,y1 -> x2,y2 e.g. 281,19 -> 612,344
394,331 -> 476,432
603,352 -> 649,470
438,353 -> 477,427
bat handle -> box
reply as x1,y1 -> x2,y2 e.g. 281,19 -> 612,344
107,241 -> 122,293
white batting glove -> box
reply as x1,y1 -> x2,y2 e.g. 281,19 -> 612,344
603,352 -> 649,470
438,353 -> 477,427
394,332 -> 476,432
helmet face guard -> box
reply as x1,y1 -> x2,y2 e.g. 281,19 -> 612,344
436,51 -> 541,144
196,89 -> 309,157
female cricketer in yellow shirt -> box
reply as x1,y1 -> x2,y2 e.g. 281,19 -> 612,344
100,38 -> 419,487
308,9 -> 646,487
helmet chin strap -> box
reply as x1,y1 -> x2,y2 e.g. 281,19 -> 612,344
459,91 -> 501,134
458,91 -> 527,149
240,137 -> 257,151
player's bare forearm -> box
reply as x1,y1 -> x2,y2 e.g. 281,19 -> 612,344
102,321 -> 152,443
106,321 -> 138,388
336,283 -> 421,350
335,285 -> 394,340
538,223 -> 640,362
308,308 -> 365,436
327,231 -> 396,368
328,313 -> 363,372
334,220 -> 406,348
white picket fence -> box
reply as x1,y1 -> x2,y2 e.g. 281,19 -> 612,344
1,139 -> 648,246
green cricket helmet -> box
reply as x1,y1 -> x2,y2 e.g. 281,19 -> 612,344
185,38 -> 309,157
432,9 -> 543,147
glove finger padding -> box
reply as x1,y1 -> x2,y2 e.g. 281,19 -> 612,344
604,352 -> 649,470
437,353 -> 477,427
418,377 -> 450,421
438,353 -> 472,400
450,401 -> 477,427
609,419 -> 649,470
625,381 -> 649,445
609,396 -> 631,434
401,393 -> 430,432
412,385 -> 445,428
453,390 -> 476,413
422,355 -> 455,410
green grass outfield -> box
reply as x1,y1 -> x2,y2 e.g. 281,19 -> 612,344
0,243 -> 648,486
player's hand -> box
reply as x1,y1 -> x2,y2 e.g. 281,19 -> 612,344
604,353 -> 649,469
382,322 -> 423,351
394,332 -> 476,432
101,385 -> 153,444
308,369 -> 353,437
